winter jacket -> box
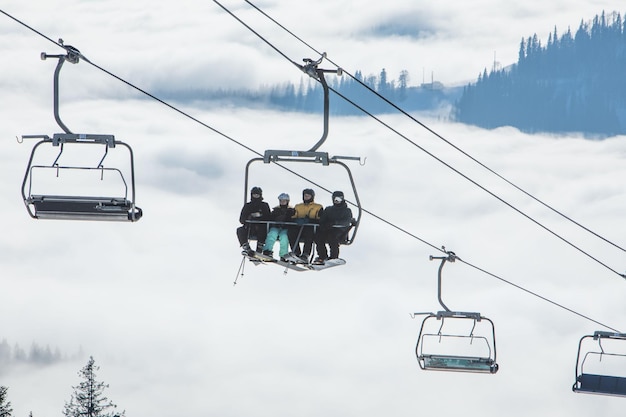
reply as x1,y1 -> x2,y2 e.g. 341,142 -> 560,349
239,197 -> 271,225
292,201 -> 323,223
319,201 -> 353,230
269,204 -> 296,228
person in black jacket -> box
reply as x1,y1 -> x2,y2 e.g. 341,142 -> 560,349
237,186 -> 271,256
313,191 -> 354,265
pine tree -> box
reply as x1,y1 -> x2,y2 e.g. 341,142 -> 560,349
0,386 -> 12,417
63,356 -> 125,417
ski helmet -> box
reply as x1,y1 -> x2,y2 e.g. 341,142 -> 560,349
302,188 -> 315,200
278,193 -> 290,201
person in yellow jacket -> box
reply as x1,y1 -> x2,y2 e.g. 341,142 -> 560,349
287,188 -> 323,262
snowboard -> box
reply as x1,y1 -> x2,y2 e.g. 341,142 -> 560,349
307,258 -> 346,271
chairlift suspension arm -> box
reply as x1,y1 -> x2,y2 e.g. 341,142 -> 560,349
41,40 -> 81,135
307,70 -> 329,152
297,53 -> 342,152
52,56 -> 72,134
430,250 -> 457,313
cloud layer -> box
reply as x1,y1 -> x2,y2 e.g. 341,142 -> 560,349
4,0 -> 624,91
2,1 -> 626,416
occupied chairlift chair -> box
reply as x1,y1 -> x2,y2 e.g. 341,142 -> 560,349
243,54 -> 362,267
573,331 -> 626,397
20,41 -> 142,222
414,250 -> 499,374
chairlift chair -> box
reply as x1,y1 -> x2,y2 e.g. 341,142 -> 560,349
416,311 -> 498,373
414,250 -> 499,374
573,331 -> 626,397
20,42 -> 142,222
242,54 -> 362,268
22,134 -> 142,221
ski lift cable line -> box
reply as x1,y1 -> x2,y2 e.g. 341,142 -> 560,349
0,9 -> 261,159
0,9 -> 620,332
326,85 -> 625,279
212,1 -> 303,74
241,0 -> 626,255
457,257 -> 621,333
239,0 -> 626,254
0,8 -> 439,251
212,0 -> 626,281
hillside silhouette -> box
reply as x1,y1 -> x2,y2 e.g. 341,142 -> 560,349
157,67 -> 460,116
158,11 -> 626,137
454,10 -> 626,137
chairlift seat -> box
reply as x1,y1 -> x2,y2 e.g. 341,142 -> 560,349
421,354 -> 498,373
573,332 -> 626,397
28,195 -> 142,221
574,373 -> 626,396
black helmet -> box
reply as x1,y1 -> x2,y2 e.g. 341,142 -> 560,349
250,186 -> 263,197
332,191 -> 344,203
302,188 -> 315,199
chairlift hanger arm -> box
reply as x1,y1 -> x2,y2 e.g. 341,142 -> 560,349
41,39 -> 82,135
295,53 -> 342,152
429,248 -> 457,312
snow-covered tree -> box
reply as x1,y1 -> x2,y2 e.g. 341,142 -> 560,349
0,386 -> 12,417
63,356 -> 125,417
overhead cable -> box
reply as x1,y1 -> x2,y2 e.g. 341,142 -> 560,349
0,7 -> 620,332
215,0 -> 626,280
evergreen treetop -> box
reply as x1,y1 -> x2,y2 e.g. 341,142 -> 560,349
63,356 -> 125,417
0,386 -> 12,417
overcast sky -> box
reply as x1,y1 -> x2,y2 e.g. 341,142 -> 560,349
2,1 -> 626,416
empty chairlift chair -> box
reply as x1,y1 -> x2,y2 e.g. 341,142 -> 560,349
22,134 -> 142,222
573,331 -> 626,397
416,311 -> 498,373
20,42 -> 142,222
414,250 -> 499,374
